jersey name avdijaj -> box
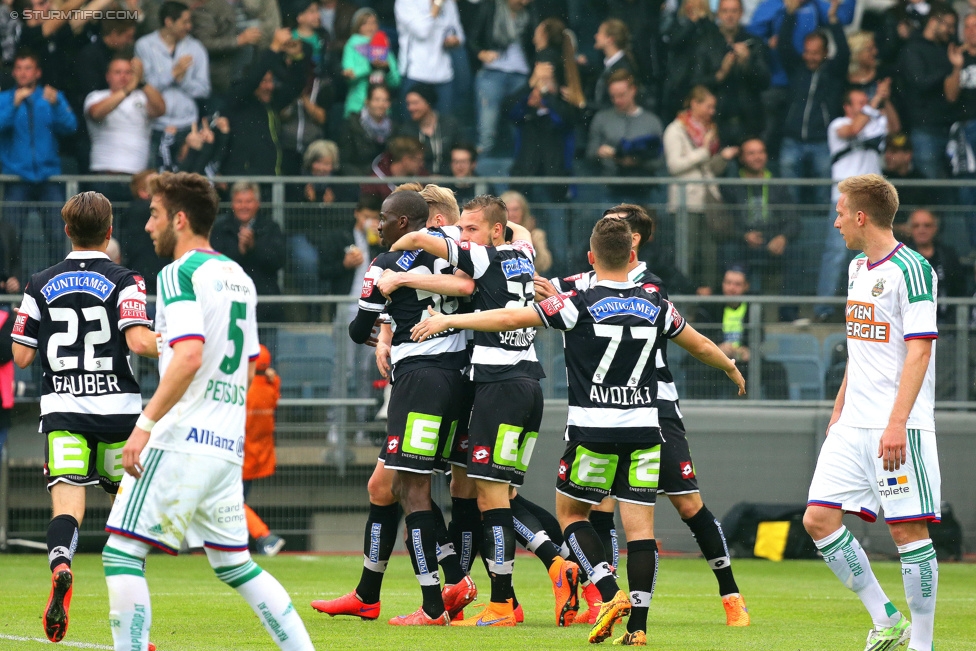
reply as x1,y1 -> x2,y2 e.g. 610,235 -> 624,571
12,251 -> 151,433
842,243 -> 937,430
533,280 -> 686,443
151,250 -> 260,465
446,237 -> 545,382
552,262 -> 683,420
359,226 -> 467,381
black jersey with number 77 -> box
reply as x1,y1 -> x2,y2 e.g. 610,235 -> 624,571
445,237 -> 545,383
533,280 -> 686,444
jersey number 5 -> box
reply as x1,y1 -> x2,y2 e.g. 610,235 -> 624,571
47,306 -> 113,372
219,301 -> 247,374
592,324 -> 657,386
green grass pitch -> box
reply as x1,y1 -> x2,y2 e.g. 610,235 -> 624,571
0,553 -> 972,650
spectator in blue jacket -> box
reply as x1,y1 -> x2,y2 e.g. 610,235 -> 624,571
747,0 -> 854,159
0,51 -> 78,274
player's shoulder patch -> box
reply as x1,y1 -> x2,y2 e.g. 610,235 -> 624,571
132,275 -> 147,293
539,291 -> 574,317
642,282 -> 660,294
360,276 -> 375,299
668,302 -> 684,330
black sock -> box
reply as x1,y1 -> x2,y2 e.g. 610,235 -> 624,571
625,539 -> 658,634
511,495 -> 561,570
481,508 -> 515,604
512,494 -> 564,545
47,514 -> 79,571
356,503 -> 401,603
405,511 -> 446,617
449,497 -> 481,575
431,501 -> 465,585
564,520 -> 617,601
589,510 -> 619,568
683,505 -> 738,596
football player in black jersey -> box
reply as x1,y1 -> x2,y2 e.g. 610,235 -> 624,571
12,192 -> 160,643
412,217 -> 744,645
391,195 -> 550,627
537,204 -> 752,627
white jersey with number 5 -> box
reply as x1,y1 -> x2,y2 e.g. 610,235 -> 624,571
840,243 -> 937,431
149,249 -> 261,465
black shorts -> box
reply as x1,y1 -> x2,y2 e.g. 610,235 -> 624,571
466,378 -> 543,487
447,379 -> 477,468
383,366 -> 464,474
44,429 -> 129,494
658,417 -> 700,495
556,441 -> 662,506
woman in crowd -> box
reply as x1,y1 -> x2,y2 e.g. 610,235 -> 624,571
501,190 -> 552,273
662,85 -> 739,288
339,83 -> 397,176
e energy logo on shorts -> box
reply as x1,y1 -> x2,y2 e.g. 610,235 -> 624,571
42,271 -> 116,303
878,475 -> 911,499
846,301 -> 890,342
587,297 -> 660,323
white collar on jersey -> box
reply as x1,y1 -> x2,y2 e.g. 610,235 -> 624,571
629,261 -> 647,282
595,279 -> 638,289
66,251 -> 110,260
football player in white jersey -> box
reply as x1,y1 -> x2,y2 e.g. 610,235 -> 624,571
101,172 -> 315,651
804,174 -> 941,651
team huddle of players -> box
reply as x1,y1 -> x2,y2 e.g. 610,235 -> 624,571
14,171 -> 942,651
310,184 -> 748,645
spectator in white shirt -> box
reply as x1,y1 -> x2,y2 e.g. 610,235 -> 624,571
84,55 -> 166,177
394,0 -> 465,115
135,0 -> 211,167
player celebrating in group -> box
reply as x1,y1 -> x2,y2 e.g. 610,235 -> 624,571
347,189 -> 477,625
11,192 -> 160,644
391,195 -> 547,627
101,172 -> 315,651
804,174 -> 941,651
413,217 -> 746,645
538,204 -> 750,627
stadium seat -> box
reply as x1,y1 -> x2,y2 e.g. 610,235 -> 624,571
762,333 -> 821,357
764,354 -> 825,401
821,332 -> 848,370
276,331 -> 336,399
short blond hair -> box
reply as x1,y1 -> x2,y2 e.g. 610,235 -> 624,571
419,184 -> 460,224
393,182 -> 424,193
838,174 -> 899,229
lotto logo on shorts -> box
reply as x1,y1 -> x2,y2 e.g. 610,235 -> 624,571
361,277 -> 375,298
387,436 -> 400,454
557,460 -> 568,481
680,461 -> 695,479
456,435 -> 468,451
472,446 -> 491,464
846,301 -> 890,342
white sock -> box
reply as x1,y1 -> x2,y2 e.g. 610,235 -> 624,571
899,539 -> 938,651
814,527 -> 900,628
103,544 -> 152,651
221,562 -> 314,651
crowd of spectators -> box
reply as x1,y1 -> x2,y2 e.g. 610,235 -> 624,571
0,0 -> 975,306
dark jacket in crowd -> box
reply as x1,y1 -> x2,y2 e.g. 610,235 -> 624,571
313,227 -> 382,295
338,114 -> 395,177
878,0 -> 930,64
692,27 -> 771,144
119,199 -> 169,297
210,212 -> 286,298
779,13 -> 849,143
0,220 -> 21,288
909,239 -> 968,323
663,16 -> 719,121
223,48 -> 307,176
885,165 -> 932,210
506,86 -> 581,181
395,113 -> 462,175
721,172 -> 799,244
584,53 -> 637,111
897,34 -> 954,131
466,0 -> 537,70
159,128 -> 232,176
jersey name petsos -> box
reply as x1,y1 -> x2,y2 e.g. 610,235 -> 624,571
204,379 -> 247,405
846,300 -> 889,342
185,427 -> 244,457
590,384 -> 653,406
587,297 -> 660,323
41,271 -> 116,302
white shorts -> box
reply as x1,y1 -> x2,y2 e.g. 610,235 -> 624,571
106,448 -> 248,554
808,424 -> 941,524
